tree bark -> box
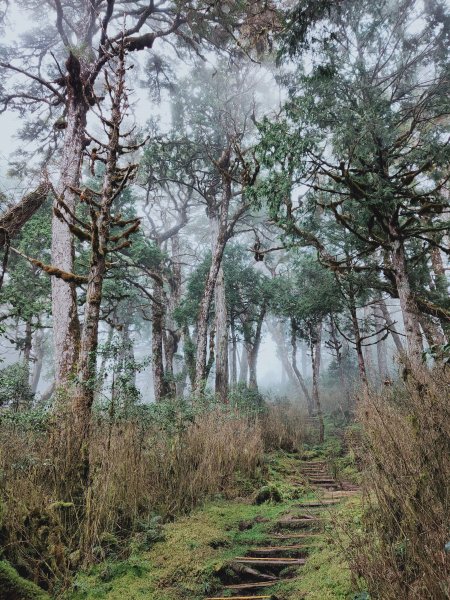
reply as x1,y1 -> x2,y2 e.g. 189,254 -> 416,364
363,304 -> 374,384
290,321 -> 313,414
23,319 -> 32,368
390,237 -> 424,362
52,55 -> 87,385
238,343 -> 248,384
378,296 -> 405,354
419,313 -> 446,348
372,302 -> 388,383
310,320 -> 324,443
194,157 -> 231,394
230,319 -> 238,387
246,307 -> 266,392
0,183 -> 50,248
329,316 -> 350,409
30,329 -> 45,394
164,234 -> 183,397
214,264 -> 229,401
73,53 -> 126,468
152,279 -> 168,402
349,292 -> 368,386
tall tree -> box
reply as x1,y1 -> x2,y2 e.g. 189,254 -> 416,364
0,0 -> 273,385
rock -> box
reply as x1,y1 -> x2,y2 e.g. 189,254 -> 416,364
254,485 -> 283,505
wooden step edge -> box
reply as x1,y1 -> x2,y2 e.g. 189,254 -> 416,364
295,500 -> 340,506
224,581 -> 279,590
235,556 -> 303,561
272,533 -> 321,539
206,596 -> 273,600
277,518 -> 320,524
248,544 -> 308,551
233,558 -> 306,565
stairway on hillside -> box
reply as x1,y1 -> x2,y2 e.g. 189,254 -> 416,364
205,459 -> 359,600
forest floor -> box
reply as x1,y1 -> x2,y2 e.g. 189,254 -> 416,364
67,437 -> 365,600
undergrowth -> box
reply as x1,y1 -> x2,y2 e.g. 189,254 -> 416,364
0,395 -> 306,595
65,451 -> 364,600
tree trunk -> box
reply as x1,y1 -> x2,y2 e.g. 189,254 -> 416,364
372,302 -> 388,383
230,319 -> 238,386
31,330 -> 45,394
310,320 -> 324,443
238,343 -> 248,384
301,340 -> 308,378
349,294 -> 368,385
390,237 -> 424,362
246,307 -> 266,392
183,325 -> 196,388
363,305 -> 374,383
164,234 -> 183,397
0,183 -> 50,249
23,319 -> 32,368
52,60 -> 87,384
214,264 -> 229,401
72,56 -> 125,480
378,296 -> 405,355
267,320 -> 298,389
329,316 -> 350,409
205,324 -> 216,381
194,167 -> 231,394
152,279 -> 167,402
290,321 -> 313,414
419,313 -> 446,348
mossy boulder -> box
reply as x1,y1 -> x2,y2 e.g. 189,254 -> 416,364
0,560 -> 50,600
253,485 -> 283,505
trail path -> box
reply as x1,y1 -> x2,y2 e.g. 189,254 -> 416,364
205,458 -> 359,600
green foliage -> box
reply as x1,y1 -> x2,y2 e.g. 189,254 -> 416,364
0,407 -> 49,434
0,363 -> 34,409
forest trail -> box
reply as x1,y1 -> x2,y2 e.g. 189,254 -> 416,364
205,458 -> 360,600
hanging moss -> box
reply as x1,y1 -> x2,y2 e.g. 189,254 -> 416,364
0,561 -> 50,600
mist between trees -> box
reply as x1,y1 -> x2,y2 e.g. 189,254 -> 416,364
0,0 -> 448,598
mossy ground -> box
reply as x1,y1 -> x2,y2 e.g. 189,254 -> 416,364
66,451 -> 365,600
0,560 -> 50,600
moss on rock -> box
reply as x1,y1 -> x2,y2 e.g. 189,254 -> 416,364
0,560 -> 50,600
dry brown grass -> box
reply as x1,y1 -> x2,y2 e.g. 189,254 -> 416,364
0,406 -> 264,590
260,401 -> 308,451
348,366 -> 450,599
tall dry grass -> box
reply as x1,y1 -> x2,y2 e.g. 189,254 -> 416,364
0,405 -> 264,590
260,401 -> 309,451
348,366 -> 450,599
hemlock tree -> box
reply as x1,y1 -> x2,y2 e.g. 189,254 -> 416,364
256,0 -> 450,365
